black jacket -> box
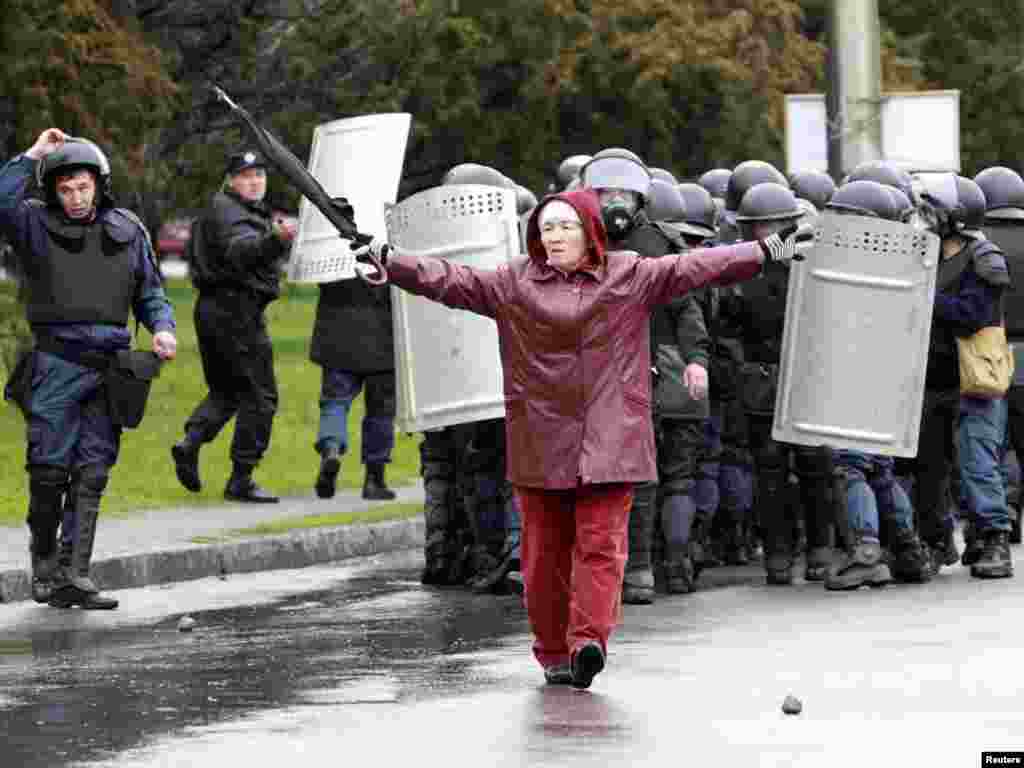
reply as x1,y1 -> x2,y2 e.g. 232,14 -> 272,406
309,279 -> 394,373
193,189 -> 287,300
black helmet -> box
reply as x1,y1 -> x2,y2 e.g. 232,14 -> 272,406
735,182 -> 801,222
698,168 -> 732,201
37,137 -> 112,206
676,183 -> 719,239
973,166 -> 1024,220
650,167 -> 679,186
846,160 -> 914,200
515,185 -> 539,216
556,154 -> 592,188
790,170 -> 837,210
955,175 -> 987,234
580,152 -> 652,201
726,160 -> 788,212
442,162 -> 509,188
647,179 -> 687,223
826,180 -> 902,221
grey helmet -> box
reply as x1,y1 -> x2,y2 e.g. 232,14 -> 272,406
650,167 -> 679,186
515,185 -> 539,216
442,162 -> 509,188
847,160 -> 914,200
698,168 -> 732,201
955,175 -> 988,235
826,180 -> 902,221
581,150 -> 652,200
726,160 -> 788,212
974,166 -> 1024,221
735,182 -> 801,222
36,137 -> 112,206
887,187 -> 915,223
790,170 -> 837,210
676,183 -> 720,240
647,178 -> 687,223
556,154 -> 592,188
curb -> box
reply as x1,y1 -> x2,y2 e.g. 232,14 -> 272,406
0,516 -> 425,604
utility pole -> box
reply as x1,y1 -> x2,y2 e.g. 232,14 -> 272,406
826,0 -> 883,180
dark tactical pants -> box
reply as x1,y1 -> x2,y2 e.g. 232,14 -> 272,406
463,418 -> 518,557
421,424 -> 475,569
900,389 -> 960,547
747,414 -> 833,572
185,293 -> 278,466
316,368 -> 395,464
653,418 -> 704,562
695,399 -> 755,533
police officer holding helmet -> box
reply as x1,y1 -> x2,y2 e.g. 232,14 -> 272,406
0,127 -> 178,609
171,149 -> 296,502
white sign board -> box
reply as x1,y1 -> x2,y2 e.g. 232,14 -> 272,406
288,113 -> 411,283
784,90 -> 960,176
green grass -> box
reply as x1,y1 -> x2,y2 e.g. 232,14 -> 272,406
189,501 -> 422,543
0,279 -> 423,526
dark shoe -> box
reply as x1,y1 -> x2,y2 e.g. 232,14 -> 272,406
765,554 -> 794,586
889,531 -> 933,583
970,530 -> 1014,579
48,584 -> 118,610
362,463 -> 397,501
544,664 -> 573,685
622,568 -> 655,605
928,528 -> 960,574
31,555 -> 59,604
571,642 -> 605,690
723,523 -> 750,566
664,557 -> 696,594
825,540 -> 892,591
315,447 -> 341,499
225,474 -> 279,504
468,545 -> 518,594
961,522 -> 984,567
171,438 -> 202,493
804,547 -> 833,582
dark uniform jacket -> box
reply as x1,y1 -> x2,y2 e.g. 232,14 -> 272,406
310,279 -> 394,373
193,189 -> 287,302
618,217 -> 711,420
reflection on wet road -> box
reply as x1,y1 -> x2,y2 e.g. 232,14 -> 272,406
2,550 -> 1023,767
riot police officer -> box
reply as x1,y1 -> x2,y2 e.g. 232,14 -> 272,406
724,182 -> 835,584
914,173 -> 1013,578
790,170 -> 837,211
0,128 -> 178,609
171,149 -> 296,503
581,150 -> 710,603
822,180 -> 932,589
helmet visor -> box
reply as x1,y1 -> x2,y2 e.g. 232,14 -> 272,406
582,157 -> 651,198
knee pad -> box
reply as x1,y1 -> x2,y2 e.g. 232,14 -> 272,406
76,464 -> 110,495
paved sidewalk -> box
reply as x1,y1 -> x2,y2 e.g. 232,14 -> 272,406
0,482 -> 427,603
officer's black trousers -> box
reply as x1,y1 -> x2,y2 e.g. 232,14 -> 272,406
185,293 -> 278,466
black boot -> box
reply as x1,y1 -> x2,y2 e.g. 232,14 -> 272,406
315,446 -> 341,499
824,535 -> 892,591
889,528 -> 933,583
27,467 -> 67,604
970,529 -> 1014,579
225,463 -> 279,503
362,463 -> 396,500
171,434 -> 202,492
623,482 -> 657,605
49,467 -> 118,610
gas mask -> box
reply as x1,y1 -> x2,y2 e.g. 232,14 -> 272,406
598,189 -> 640,239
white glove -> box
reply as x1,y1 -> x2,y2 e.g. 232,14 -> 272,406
758,221 -> 816,263
351,236 -> 390,266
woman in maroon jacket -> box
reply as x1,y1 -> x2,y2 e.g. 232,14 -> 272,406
361,188 -> 806,688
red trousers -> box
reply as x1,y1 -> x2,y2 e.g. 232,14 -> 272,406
515,482 -> 632,669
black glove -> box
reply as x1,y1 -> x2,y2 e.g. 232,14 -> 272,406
758,221 -> 815,263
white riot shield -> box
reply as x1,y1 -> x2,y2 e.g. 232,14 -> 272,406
387,184 -> 520,432
288,113 -> 411,283
773,212 -> 940,456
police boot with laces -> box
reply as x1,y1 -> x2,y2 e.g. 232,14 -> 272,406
825,536 -> 891,591
315,446 -> 341,499
362,463 -> 396,501
664,555 -> 696,594
970,529 -> 1014,579
225,463 -> 279,503
171,434 -> 202,493
889,529 -> 933,583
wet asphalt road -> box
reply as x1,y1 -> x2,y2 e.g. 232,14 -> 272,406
1,549 -> 1023,768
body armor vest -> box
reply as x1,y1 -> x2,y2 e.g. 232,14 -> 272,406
25,207 -> 137,326
983,221 -> 1024,339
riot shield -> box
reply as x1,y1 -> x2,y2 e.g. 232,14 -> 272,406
386,184 -> 520,432
288,113 -> 411,283
773,212 -> 940,456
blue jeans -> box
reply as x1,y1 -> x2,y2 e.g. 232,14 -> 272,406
834,450 -> 914,542
316,368 -> 395,464
959,396 -> 1011,532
